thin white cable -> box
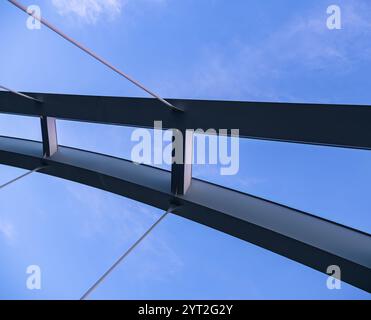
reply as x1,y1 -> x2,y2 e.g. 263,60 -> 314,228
8,0 -> 183,112
80,204 -> 179,300
0,166 -> 46,190
0,85 -> 41,102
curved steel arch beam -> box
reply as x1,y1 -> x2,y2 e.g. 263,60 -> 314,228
0,136 -> 370,293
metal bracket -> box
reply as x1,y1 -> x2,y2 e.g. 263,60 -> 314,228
171,129 -> 193,195
40,116 -> 58,157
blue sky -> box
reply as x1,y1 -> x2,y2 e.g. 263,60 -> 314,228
0,0 -> 370,299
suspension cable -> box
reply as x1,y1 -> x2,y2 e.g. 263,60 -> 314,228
0,85 -> 42,103
80,204 -> 180,300
0,166 -> 47,190
7,0 -> 183,112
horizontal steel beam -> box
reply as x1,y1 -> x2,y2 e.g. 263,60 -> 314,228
1,91 -> 371,149
0,136 -> 370,292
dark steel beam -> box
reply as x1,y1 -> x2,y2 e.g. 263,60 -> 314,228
0,136 -> 370,293
1,91 -> 371,149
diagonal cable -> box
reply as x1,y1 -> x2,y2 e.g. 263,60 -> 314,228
80,204 -> 180,300
0,166 -> 46,190
0,85 -> 42,103
7,0 -> 183,112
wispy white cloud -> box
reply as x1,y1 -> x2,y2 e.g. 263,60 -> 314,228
162,1 -> 371,102
51,0 -> 167,24
0,219 -> 16,243
51,0 -> 125,24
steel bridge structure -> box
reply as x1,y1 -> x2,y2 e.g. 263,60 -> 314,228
0,91 -> 370,293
